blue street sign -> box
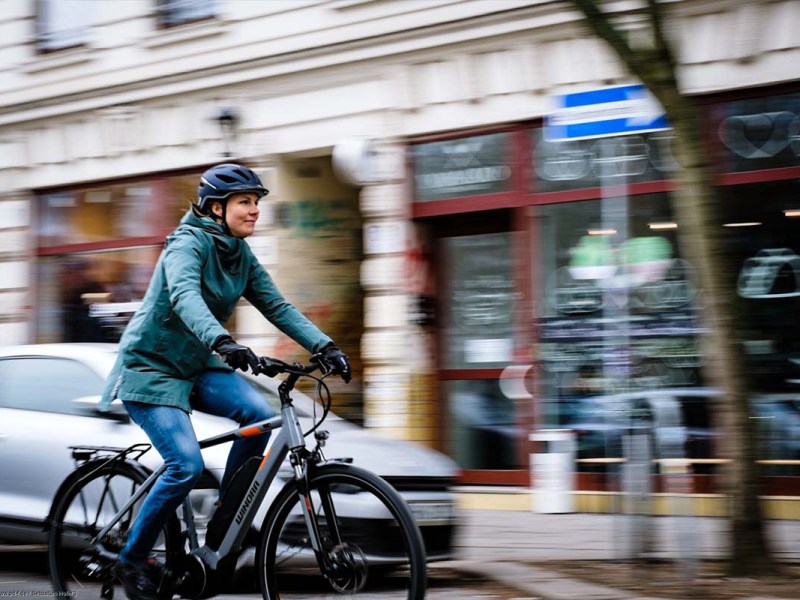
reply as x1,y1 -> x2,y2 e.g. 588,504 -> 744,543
545,84 -> 670,141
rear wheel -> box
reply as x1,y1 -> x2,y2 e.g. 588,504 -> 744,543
256,463 -> 427,599
48,460 -> 182,599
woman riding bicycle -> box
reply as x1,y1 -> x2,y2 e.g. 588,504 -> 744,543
99,163 -> 351,600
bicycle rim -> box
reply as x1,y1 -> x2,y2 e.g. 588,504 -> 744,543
48,461 -> 181,599
258,463 -> 426,600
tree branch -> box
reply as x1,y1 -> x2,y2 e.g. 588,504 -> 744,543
569,0 -> 634,66
646,0 -> 678,73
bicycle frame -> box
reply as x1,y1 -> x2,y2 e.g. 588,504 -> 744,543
91,371 -> 322,572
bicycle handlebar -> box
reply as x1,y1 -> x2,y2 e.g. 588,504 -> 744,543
256,354 -> 325,378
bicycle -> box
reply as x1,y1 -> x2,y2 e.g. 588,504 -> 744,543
46,354 -> 427,599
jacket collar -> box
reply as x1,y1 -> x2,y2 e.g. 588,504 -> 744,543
172,208 -> 245,271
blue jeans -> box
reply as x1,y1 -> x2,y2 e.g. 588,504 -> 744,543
120,369 -> 275,566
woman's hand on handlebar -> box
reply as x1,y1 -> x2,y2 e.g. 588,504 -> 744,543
318,344 -> 352,383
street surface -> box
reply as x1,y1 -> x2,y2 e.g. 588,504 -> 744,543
0,546 -> 532,600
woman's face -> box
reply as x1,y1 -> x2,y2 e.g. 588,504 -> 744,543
213,192 -> 261,238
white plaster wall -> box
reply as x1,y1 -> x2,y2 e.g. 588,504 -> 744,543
0,1 -> 798,192
1,0 -> 800,341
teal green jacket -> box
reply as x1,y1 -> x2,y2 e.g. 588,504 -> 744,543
100,208 -> 332,413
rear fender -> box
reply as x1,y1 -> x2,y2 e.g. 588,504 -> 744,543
43,457 -> 151,533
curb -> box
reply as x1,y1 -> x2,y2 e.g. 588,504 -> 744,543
449,560 -> 659,600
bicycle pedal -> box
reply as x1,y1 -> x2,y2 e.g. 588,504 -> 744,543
100,578 -> 115,600
79,552 -> 112,578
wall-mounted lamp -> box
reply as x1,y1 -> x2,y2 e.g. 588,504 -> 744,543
215,107 -> 239,159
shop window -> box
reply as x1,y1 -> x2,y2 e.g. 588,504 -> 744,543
534,195 -> 706,469
440,231 -> 522,472
712,92 -> 800,173
531,129 -> 677,193
446,379 -> 520,470
34,173 -> 200,343
36,248 -> 160,344
442,232 -> 517,369
720,180 -> 800,397
37,175 -> 197,247
36,0 -> 91,52
411,133 -> 513,202
156,0 -> 216,28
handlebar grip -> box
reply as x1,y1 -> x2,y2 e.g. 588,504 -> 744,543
256,356 -> 321,377
257,357 -> 289,377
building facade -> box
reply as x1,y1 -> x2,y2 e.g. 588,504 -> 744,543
1,0 -> 799,504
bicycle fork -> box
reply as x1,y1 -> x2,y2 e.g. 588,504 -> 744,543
290,453 -> 367,592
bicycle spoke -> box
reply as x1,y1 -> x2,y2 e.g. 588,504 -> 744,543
49,461 -> 182,600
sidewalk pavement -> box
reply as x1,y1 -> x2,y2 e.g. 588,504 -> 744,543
442,509 -> 800,600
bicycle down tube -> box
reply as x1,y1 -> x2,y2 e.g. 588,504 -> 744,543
194,413 -> 296,569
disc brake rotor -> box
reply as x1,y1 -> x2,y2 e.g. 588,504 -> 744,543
327,543 -> 368,593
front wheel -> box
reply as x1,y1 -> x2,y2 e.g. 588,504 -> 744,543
256,463 -> 427,599
48,459 -> 183,600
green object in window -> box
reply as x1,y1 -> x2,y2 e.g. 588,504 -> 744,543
570,235 -> 614,267
620,236 -> 672,265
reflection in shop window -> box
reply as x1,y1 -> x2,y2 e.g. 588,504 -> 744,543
412,133 -> 512,202
447,379 -> 520,470
724,180 -> 800,476
532,129 -> 677,193
34,174 -> 201,344
36,249 -> 159,344
37,176 -> 197,247
442,233 -> 517,369
713,92 -> 800,172
536,196 -> 704,432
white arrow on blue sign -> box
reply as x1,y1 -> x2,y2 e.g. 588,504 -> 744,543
545,84 -> 670,141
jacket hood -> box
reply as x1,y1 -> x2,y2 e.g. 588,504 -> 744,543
171,208 -> 245,272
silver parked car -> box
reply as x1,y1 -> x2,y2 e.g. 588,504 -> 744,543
0,343 -> 460,563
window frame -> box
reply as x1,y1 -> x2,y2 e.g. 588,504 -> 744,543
35,0 -> 92,54
155,0 -> 217,30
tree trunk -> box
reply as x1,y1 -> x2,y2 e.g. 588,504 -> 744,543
567,0 -> 777,575
666,96 -> 776,575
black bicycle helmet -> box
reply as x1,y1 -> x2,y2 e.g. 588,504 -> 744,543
197,163 -> 268,212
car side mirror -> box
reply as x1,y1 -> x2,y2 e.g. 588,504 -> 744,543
72,395 -> 130,423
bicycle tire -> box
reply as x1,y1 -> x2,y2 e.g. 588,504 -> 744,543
48,459 -> 183,599
256,462 -> 427,600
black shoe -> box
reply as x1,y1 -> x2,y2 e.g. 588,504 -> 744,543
114,560 -> 159,600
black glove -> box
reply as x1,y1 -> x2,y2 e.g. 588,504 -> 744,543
213,335 -> 260,373
319,344 -> 351,383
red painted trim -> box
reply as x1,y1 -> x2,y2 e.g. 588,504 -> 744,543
716,166 -> 800,187
413,179 -> 679,217
459,469 -> 529,486
37,235 -> 167,256
412,193 -> 522,218
529,180 -> 675,205
439,369 -> 504,380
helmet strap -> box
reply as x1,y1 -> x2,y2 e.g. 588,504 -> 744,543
210,199 -> 233,236
220,201 -> 233,236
